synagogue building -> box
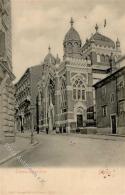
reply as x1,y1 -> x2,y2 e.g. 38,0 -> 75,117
37,18 -> 121,133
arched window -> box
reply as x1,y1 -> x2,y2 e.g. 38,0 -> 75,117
105,55 -> 109,64
101,54 -> 105,63
97,54 -> 101,63
68,42 -> 72,47
74,42 -> 78,46
114,55 -> 117,62
72,77 -> 85,101
60,78 -> 67,112
48,79 -> 55,105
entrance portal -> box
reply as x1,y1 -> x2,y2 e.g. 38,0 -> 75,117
77,114 -> 83,127
111,115 -> 117,134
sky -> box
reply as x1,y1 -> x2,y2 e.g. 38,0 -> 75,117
11,0 -> 125,81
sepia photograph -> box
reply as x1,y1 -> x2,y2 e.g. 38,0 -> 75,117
0,0 -> 125,194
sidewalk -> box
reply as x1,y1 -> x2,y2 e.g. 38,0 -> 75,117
61,132 -> 125,141
0,133 -> 39,165
72,133 -> 125,141
20,130 -> 125,142
40,131 -> 125,142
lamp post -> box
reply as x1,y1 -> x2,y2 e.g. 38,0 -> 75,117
30,104 -> 35,144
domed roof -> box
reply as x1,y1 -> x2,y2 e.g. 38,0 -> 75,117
44,46 -> 56,65
92,32 -> 115,48
64,18 -> 81,42
82,24 -> 115,50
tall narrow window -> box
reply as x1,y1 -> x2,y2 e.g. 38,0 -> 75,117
73,89 -> 76,99
105,55 -> 109,64
82,90 -> 85,100
61,78 -> 67,112
102,105 -> 107,117
78,89 -> 81,99
101,54 -> 105,63
97,54 -> 101,63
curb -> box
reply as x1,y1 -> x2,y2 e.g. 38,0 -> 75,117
0,149 -> 26,165
44,132 -> 125,141
0,141 -> 39,166
69,134 -> 125,141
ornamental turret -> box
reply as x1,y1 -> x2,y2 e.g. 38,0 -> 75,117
63,18 -> 82,59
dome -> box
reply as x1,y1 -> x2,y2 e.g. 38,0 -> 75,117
64,27 -> 81,42
82,24 -> 115,50
44,53 -> 56,65
92,32 -> 115,48
64,18 -> 81,43
44,46 -> 56,65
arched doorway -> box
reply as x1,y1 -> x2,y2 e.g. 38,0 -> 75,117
76,107 -> 84,128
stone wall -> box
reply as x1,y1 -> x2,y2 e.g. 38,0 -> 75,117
0,71 -> 15,143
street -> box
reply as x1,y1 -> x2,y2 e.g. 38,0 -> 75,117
2,133 -> 125,167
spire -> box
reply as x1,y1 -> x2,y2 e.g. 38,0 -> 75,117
116,37 -> 120,45
44,46 -> 56,65
116,38 -> 120,50
95,24 -> 99,32
48,45 -> 51,53
56,53 -> 61,64
117,37 -> 120,42
70,17 -> 74,27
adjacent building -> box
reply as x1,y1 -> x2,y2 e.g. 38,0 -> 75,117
0,0 -> 15,143
37,18 -> 121,133
82,24 -> 121,117
94,60 -> 125,135
15,65 -> 42,131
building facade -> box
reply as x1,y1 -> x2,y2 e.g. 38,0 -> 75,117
38,50 -> 93,133
0,0 -> 15,143
15,65 -> 42,131
94,64 -> 125,135
116,55 -> 125,68
82,24 -> 121,116
37,18 -> 121,133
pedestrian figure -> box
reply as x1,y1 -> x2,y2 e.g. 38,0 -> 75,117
21,125 -> 24,133
46,127 -> 49,134
59,127 -> 62,133
36,126 -> 39,134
